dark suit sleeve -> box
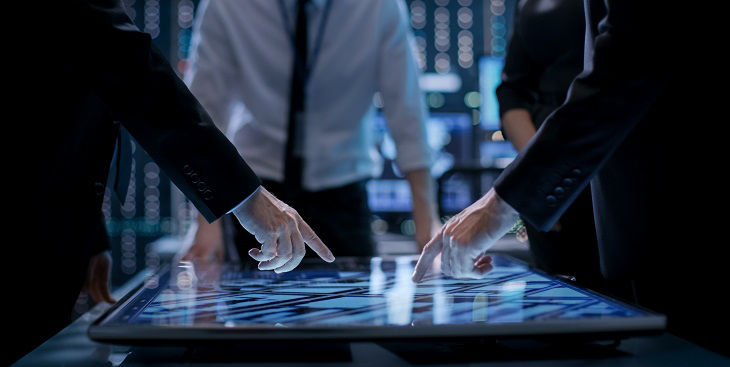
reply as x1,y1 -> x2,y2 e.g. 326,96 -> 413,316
495,3 -> 539,118
76,0 -> 260,222
493,0 -> 671,231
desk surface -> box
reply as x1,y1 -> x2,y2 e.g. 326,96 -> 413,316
14,268 -> 730,367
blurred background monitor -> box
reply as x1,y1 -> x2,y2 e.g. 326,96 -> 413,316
366,0 -> 518,235
368,112 -> 475,234
479,56 -> 505,131
368,112 -> 473,212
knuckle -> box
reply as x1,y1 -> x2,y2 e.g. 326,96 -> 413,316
293,245 -> 306,257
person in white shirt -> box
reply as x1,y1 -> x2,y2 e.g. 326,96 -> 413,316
184,0 -> 440,263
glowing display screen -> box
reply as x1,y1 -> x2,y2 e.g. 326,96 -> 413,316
479,56 -> 505,130
101,255 -> 650,330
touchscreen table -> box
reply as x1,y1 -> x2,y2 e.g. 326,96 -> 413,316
90,255 -> 665,343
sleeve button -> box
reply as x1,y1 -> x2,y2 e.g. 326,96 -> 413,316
562,178 -> 575,186
546,195 -> 558,206
571,168 -> 582,176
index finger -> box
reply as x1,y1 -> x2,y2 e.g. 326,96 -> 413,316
412,233 -> 444,282
297,217 -> 335,262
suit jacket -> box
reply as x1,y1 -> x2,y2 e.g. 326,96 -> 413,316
7,0 -> 260,361
22,0 -> 261,248
494,1 -> 728,349
494,0 -> 725,279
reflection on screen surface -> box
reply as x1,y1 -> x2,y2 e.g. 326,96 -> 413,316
108,256 -> 643,328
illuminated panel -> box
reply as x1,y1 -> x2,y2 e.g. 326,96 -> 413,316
479,56 -> 504,130
102,255 -> 652,330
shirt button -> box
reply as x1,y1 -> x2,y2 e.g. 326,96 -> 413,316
546,195 -> 557,207
554,186 -> 565,197
571,168 -> 582,176
562,178 -> 575,186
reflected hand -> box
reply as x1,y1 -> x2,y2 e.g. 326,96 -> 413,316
84,251 -> 116,304
183,219 -> 224,263
412,188 -> 518,282
232,186 -> 335,273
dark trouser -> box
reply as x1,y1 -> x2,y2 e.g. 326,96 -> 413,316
528,187 -> 727,355
525,187 -> 632,300
227,179 -> 374,266
632,274 -> 729,356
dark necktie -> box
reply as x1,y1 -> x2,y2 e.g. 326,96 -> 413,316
283,0 -> 309,199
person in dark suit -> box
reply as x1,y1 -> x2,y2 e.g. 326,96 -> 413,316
496,0 -> 608,289
7,0 -> 333,364
496,0 -> 632,299
414,0 -> 727,354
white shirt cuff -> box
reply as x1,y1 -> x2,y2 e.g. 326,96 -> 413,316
226,185 -> 262,214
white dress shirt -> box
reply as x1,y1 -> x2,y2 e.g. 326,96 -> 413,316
185,0 -> 431,191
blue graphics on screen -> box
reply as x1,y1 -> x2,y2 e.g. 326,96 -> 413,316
110,255 -> 646,328
367,180 -> 413,213
369,176 -> 472,213
369,113 -> 473,213
439,176 -> 473,213
480,141 -> 517,169
373,112 -> 472,163
479,56 -> 505,130
427,113 -> 472,132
